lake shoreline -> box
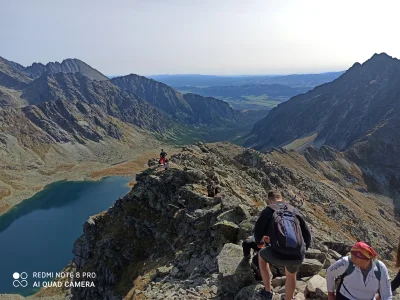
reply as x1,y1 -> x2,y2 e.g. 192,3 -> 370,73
0,147 -> 180,217
0,176 -> 134,296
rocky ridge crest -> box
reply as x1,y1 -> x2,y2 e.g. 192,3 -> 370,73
64,142 -> 399,300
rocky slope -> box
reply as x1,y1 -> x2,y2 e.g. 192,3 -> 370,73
245,53 -> 400,208
111,74 -> 193,120
0,56 -> 268,218
20,72 -> 170,133
111,74 -> 243,126
246,53 -> 400,151
0,57 -> 32,90
35,142 -> 397,300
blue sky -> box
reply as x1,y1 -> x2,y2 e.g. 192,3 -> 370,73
2,0 -> 399,76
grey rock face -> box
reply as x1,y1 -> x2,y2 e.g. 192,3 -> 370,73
217,243 -> 255,294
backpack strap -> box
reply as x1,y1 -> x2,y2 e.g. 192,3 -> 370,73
375,260 -> 381,281
344,257 -> 355,276
336,256 -> 355,296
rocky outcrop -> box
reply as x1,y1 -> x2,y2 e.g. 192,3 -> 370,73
24,58 -> 109,81
67,143 -> 398,299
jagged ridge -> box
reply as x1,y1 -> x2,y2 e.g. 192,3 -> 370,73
67,142 -> 398,299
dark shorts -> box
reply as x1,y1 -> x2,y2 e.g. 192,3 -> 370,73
259,246 -> 303,274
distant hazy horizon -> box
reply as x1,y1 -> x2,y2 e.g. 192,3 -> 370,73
2,0 -> 400,76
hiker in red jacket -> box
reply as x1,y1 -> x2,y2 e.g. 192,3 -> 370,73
159,149 -> 167,165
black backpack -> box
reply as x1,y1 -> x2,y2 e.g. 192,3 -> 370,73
268,202 -> 304,256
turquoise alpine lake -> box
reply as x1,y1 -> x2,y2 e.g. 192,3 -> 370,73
0,176 -> 132,296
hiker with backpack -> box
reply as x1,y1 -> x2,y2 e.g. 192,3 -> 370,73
326,241 -> 392,300
391,238 -> 400,293
254,190 -> 312,300
159,149 -> 167,165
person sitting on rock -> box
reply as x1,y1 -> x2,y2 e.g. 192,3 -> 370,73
391,238 -> 400,294
326,241 -> 392,300
253,190 -> 312,300
207,180 -> 220,197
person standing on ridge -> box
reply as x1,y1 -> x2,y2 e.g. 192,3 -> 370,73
159,149 -> 167,165
254,190 -> 312,300
326,241 -> 392,300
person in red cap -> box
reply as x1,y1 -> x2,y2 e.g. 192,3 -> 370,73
326,241 -> 392,300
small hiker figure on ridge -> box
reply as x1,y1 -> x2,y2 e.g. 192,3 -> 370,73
159,149 -> 167,165
207,180 -> 220,197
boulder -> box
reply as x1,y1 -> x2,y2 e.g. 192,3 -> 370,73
186,168 -> 208,182
297,259 -> 323,278
217,243 -> 255,294
274,285 -> 286,294
213,221 -> 239,243
296,280 -> 308,294
293,293 -> 306,300
147,158 -> 159,167
306,274 -> 328,300
156,265 -> 173,277
323,242 -> 351,256
179,186 -> 220,209
237,220 -> 254,241
234,284 -> 264,300
216,205 -> 251,225
306,249 -> 326,264
193,205 -> 221,231
327,249 -> 342,260
221,196 -> 243,211
272,276 -> 286,288
323,258 -> 336,269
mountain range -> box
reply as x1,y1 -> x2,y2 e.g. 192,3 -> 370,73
0,55 -> 267,214
2,53 -> 400,300
149,72 -> 344,88
150,72 -> 344,110
245,52 -> 400,208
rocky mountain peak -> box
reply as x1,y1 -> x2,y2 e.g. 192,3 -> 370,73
63,142 -> 398,300
25,58 -> 109,81
368,52 -> 394,63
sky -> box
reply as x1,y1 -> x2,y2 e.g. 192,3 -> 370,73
2,0 -> 400,76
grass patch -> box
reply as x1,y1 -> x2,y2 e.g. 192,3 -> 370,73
283,133 -> 318,151
241,95 -> 282,108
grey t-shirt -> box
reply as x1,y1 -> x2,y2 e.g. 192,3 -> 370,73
360,263 -> 373,283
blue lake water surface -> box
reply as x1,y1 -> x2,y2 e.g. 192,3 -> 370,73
0,176 -> 132,296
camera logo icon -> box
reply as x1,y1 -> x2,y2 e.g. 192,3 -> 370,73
13,272 -> 28,287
